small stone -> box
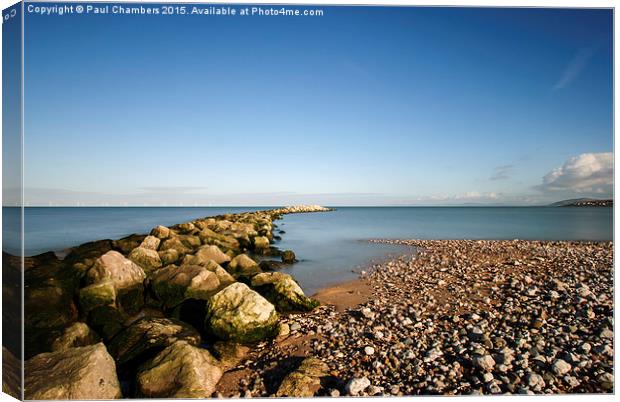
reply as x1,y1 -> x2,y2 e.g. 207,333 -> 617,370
278,323 -> 290,338
367,386 -> 382,396
599,328 -> 613,339
329,389 -> 340,397
290,322 -> 301,331
551,359 -> 572,376
580,343 -> 592,353
345,377 -> 371,396
598,372 -> 614,391
482,372 -> 494,383
360,307 -> 375,319
364,346 -> 375,356
473,355 -> 495,371
525,373 -> 545,391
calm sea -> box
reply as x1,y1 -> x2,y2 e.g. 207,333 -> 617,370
3,206 -> 613,294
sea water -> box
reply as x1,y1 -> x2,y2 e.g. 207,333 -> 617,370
4,206 -> 613,294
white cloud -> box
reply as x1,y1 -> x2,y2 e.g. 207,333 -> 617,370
536,152 -> 613,195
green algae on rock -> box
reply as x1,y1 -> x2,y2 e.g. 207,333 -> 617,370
227,253 -> 262,279
107,317 -> 201,365
275,357 -> 329,397
205,282 -> 279,343
251,272 -> 319,312
150,264 -> 227,309
137,340 -> 223,398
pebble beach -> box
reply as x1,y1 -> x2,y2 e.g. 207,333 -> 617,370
215,239 -> 614,396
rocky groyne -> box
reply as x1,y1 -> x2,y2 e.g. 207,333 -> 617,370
13,205 -> 331,399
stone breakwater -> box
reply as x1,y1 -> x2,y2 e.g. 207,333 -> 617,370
210,240 -> 613,397
10,205 -> 332,399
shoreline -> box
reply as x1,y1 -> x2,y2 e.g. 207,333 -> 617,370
9,208 -> 614,398
216,239 -> 614,396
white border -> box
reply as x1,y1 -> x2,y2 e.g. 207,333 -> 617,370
0,1 -> 615,402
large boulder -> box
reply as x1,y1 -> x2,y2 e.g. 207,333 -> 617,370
227,254 -> 262,279
178,234 -> 202,249
137,341 -> 223,398
150,264 -> 227,309
205,283 -> 279,343
78,280 -> 125,340
190,245 -> 231,265
107,317 -> 201,365
176,222 -> 196,234
281,250 -> 297,263
112,234 -> 147,255
177,256 -> 236,286
85,250 -> 146,290
25,343 -> 121,400
158,249 -> 180,265
251,272 -> 319,312
139,235 -> 161,250
253,236 -> 270,250
128,247 -> 162,273
160,237 -> 192,256
51,322 -> 100,352
211,341 -> 250,370
82,251 -> 147,337
275,357 -> 329,397
150,225 -> 171,240
200,230 -> 241,253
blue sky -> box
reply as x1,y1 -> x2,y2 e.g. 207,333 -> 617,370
22,5 -> 613,206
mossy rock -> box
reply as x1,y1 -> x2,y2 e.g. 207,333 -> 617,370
211,341 -> 250,370
275,357 -> 329,397
87,305 -> 125,341
116,284 -> 145,316
281,250 -> 297,263
51,322 -> 101,352
227,254 -> 262,279
136,341 -> 222,398
79,280 -> 116,313
150,225 -> 171,239
160,237 -> 192,256
178,234 -> 201,249
150,264 -> 225,309
158,249 -> 180,265
251,272 -> 319,312
189,245 -> 231,265
129,246 -> 162,273
112,234 -> 147,255
176,222 -> 197,234
107,317 -> 201,366
205,283 -> 279,343
140,235 -> 161,250
252,236 -> 270,250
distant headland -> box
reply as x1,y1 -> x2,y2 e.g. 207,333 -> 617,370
550,198 -> 613,207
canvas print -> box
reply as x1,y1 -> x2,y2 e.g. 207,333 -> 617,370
1,1 -> 614,400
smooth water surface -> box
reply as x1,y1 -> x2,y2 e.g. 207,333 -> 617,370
276,207 -> 612,292
6,206 -> 613,294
